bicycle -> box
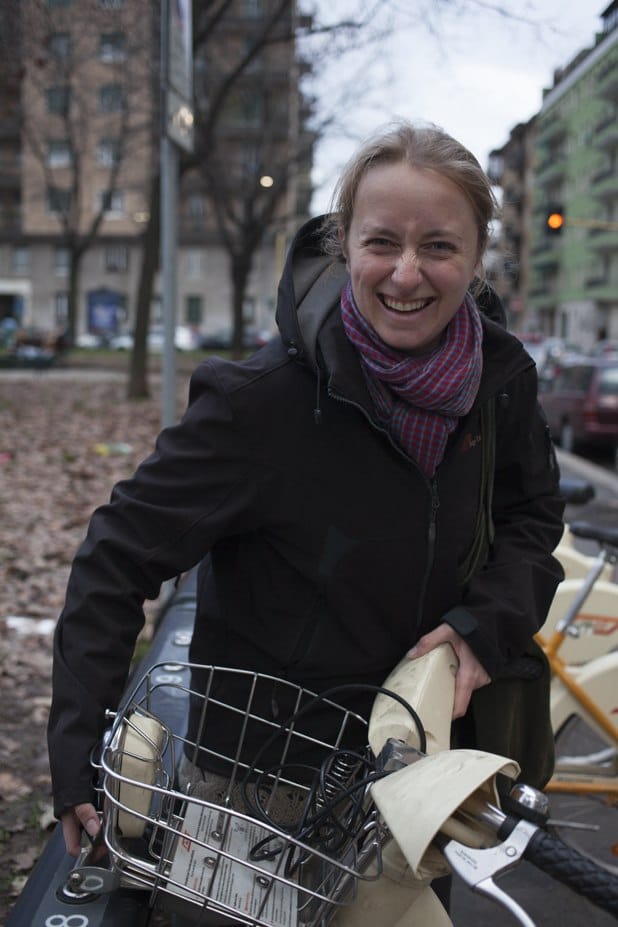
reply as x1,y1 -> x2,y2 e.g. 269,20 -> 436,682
60,646 -> 618,927
535,518 -> 618,874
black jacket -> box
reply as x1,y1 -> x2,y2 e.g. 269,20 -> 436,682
48,218 -> 565,817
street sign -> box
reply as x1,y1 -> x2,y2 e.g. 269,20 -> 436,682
165,0 -> 194,153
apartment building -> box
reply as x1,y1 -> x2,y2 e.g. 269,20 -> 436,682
529,1 -> 618,347
487,118 -> 537,331
0,0 -> 312,344
488,1 -> 618,347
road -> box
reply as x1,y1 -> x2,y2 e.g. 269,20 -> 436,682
450,447 -> 618,925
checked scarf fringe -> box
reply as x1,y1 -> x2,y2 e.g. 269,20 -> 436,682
340,281 -> 483,476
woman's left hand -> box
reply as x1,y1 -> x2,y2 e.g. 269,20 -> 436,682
407,623 -> 491,718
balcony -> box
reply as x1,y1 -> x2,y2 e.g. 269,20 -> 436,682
595,120 -> 618,151
587,228 -> 618,252
597,57 -> 618,100
591,170 -> 618,199
537,116 -> 567,147
0,156 -> 20,189
585,276 -> 618,301
536,158 -> 567,184
531,239 -> 561,270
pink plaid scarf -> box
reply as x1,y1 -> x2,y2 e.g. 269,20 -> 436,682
340,281 -> 483,476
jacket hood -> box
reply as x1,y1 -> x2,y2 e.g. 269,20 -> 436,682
275,215 -> 347,371
276,216 -> 532,393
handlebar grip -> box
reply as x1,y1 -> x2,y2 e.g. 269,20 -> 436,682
523,827 -> 618,918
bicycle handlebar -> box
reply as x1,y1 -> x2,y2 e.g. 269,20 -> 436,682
500,817 -> 618,918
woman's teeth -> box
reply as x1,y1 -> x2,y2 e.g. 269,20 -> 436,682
382,297 -> 431,313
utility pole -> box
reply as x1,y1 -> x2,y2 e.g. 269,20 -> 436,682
160,0 -> 194,428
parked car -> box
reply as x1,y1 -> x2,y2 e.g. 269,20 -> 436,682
539,355 -> 618,457
109,325 -> 200,352
200,324 -> 271,351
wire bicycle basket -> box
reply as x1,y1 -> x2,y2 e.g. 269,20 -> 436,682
97,663 -> 396,927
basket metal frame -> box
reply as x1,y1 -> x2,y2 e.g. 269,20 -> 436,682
97,662 -> 388,927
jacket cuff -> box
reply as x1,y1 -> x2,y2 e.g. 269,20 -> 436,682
442,606 -> 503,678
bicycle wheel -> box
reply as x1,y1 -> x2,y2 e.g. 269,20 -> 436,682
549,713 -> 618,874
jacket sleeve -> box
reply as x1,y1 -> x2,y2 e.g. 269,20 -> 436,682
444,365 -> 565,677
47,361 -> 263,818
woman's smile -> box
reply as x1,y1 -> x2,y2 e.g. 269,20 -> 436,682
380,295 -> 435,314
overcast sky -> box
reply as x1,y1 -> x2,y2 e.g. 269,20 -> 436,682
309,0 -> 607,212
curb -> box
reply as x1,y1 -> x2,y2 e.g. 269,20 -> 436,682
556,448 -> 618,496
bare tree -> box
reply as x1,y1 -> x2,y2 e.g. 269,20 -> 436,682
11,0 -> 155,345
128,0 -> 387,395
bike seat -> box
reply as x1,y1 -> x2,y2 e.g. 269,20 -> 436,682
559,478 -> 595,505
568,519 -> 618,548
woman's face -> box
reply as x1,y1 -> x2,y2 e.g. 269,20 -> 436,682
340,161 -> 482,355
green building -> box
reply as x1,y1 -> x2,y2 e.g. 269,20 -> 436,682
529,1 -> 618,348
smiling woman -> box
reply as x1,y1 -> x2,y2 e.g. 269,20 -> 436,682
48,123 -> 564,923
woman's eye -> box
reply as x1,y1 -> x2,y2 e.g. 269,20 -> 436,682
427,240 -> 456,252
368,237 -> 394,248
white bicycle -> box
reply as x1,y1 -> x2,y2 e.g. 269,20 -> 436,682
63,648 -> 618,927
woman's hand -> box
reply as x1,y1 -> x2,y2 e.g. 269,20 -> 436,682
407,623 -> 491,718
61,802 -> 101,857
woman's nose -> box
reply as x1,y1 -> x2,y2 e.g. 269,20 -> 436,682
392,250 -> 423,285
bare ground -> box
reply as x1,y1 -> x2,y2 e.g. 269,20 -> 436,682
0,365 -> 192,923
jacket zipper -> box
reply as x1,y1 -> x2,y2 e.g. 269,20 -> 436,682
327,388 -> 439,632
417,478 -> 440,632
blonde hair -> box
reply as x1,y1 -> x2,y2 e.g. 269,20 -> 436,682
322,121 -> 498,274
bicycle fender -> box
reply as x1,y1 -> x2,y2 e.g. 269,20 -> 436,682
369,646 -> 458,757
371,749 -> 519,878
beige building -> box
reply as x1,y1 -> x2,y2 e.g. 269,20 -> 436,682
487,118 -> 537,333
0,0 -> 312,344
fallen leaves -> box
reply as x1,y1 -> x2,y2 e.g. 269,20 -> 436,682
0,369 -> 190,921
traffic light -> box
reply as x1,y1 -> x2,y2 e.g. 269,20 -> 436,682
545,206 -> 565,235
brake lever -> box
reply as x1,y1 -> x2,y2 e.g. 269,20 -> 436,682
436,818 -> 539,927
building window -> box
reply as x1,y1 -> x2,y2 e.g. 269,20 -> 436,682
99,189 -> 124,215
47,186 -> 71,214
186,295 -> 203,324
97,137 -> 121,167
100,32 -> 126,63
55,247 -> 70,276
54,292 -> 68,325
187,193 -> 206,219
99,84 -> 123,113
12,246 -> 29,274
104,244 -> 129,271
46,85 -> 70,115
47,140 -> 72,168
241,0 -> 262,17
185,249 -> 202,278
223,89 -> 262,127
49,33 -> 71,60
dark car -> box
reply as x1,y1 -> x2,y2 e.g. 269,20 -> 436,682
540,356 -> 618,458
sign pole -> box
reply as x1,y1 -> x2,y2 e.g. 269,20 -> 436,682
160,0 -> 194,429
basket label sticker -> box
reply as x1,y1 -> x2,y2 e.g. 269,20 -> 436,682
168,802 -> 298,927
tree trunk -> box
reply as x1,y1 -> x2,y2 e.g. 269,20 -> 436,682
127,174 -> 161,399
66,247 -> 82,346
230,252 -> 252,359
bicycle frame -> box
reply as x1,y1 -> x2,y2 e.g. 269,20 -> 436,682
536,524 -> 618,798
